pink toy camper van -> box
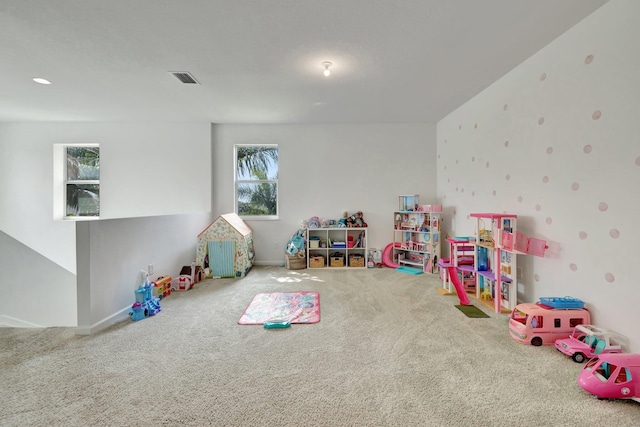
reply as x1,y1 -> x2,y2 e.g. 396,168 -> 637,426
578,353 -> 640,402
509,298 -> 590,346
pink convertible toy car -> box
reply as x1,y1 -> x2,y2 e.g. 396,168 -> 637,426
578,353 -> 640,402
555,324 -> 622,363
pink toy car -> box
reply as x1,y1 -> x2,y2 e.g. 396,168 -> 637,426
555,324 -> 622,363
578,353 -> 640,402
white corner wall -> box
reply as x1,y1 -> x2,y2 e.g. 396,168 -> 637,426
212,123 -> 437,264
0,122 -> 211,274
437,0 -> 640,351
0,122 -> 211,327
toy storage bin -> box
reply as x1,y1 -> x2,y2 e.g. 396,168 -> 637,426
330,253 -> 345,267
348,254 -> 364,267
285,254 -> 307,270
309,255 -> 325,268
309,237 -> 320,248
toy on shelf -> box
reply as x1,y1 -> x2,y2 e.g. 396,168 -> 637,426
555,324 -> 623,363
578,353 -> 640,402
130,272 -> 161,321
509,298 -> 590,346
345,211 -> 368,227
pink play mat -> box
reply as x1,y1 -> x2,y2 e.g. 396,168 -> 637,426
237,291 -> 320,325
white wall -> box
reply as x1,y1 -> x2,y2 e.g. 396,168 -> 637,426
0,122 -> 212,327
76,212 -> 213,334
212,123 -> 437,264
437,0 -> 640,351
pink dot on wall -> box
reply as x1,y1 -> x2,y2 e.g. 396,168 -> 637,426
504,104 -> 508,111
598,202 -> 609,212
461,188 -> 465,193
474,123 -> 478,129
472,191 -> 475,196
448,178 -> 450,183
605,273 -> 615,283
471,156 -> 475,162
538,117 -> 545,125
506,174 -> 511,180
584,145 -> 592,154
456,159 -> 459,164
492,190 -> 497,196
571,183 -> 580,191
546,217 -> 552,225
579,231 -> 587,239
542,176 -> 549,183
585,54 -> 594,64
486,162 -> 490,168
636,156 -> 640,166
518,196 -> 523,202
570,263 -> 578,272
505,140 -> 510,148
540,72 -> 547,81
592,110 -> 602,120
546,147 -> 553,155
535,204 -> 541,211
459,125 -> 462,130
610,229 -> 620,239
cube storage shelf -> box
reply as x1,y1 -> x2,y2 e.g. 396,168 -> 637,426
306,227 -> 368,269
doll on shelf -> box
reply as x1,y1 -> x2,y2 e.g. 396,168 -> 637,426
419,218 -> 429,232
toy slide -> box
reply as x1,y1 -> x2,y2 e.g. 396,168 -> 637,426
447,266 -> 470,305
382,242 -> 401,268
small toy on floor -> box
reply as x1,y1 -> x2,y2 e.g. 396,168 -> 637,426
263,319 -> 291,329
130,272 -> 161,321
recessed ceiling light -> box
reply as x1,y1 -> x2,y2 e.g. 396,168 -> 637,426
33,77 -> 52,85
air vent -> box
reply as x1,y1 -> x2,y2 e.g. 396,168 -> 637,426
170,71 -> 199,85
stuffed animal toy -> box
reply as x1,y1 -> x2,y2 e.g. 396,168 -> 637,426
346,211 -> 368,227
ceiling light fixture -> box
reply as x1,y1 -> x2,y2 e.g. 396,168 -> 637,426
322,61 -> 332,77
33,77 -> 52,85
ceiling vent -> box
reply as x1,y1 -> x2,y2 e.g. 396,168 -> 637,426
170,71 -> 199,85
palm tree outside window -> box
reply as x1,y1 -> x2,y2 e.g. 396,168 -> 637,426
235,145 -> 278,219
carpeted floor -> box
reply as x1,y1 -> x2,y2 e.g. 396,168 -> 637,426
1,266 -> 639,426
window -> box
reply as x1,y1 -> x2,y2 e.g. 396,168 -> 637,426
234,145 -> 278,219
65,145 -> 100,217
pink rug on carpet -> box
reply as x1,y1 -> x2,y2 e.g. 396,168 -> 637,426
237,291 -> 320,325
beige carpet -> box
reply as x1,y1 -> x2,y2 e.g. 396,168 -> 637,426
1,266 -> 639,426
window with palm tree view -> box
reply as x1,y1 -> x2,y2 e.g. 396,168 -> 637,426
235,145 -> 278,218
66,145 -> 100,217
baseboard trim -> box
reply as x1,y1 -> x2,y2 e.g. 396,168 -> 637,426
0,315 -> 44,328
75,306 -> 131,335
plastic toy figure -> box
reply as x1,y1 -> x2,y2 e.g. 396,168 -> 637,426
129,274 -> 161,321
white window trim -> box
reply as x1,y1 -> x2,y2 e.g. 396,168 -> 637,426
53,143 -> 100,221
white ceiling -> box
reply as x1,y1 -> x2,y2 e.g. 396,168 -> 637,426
0,0 -> 608,124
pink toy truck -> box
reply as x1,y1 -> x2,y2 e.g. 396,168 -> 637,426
555,324 -> 622,363
509,299 -> 590,346
578,353 -> 640,402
